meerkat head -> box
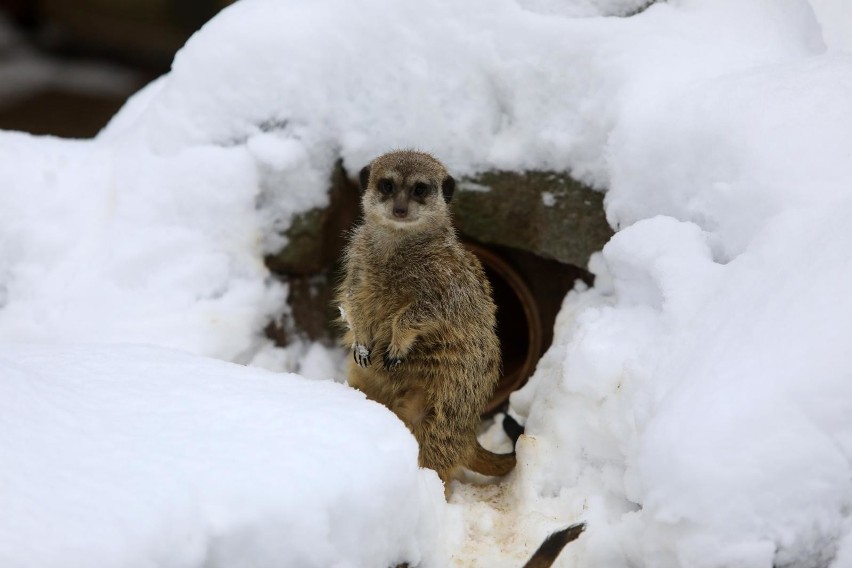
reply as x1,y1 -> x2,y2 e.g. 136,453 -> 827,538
358,150 -> 456,231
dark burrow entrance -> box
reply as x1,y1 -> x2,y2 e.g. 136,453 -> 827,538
466,242 -> 541,414
465,241 -> 591,414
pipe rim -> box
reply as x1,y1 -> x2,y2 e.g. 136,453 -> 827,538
464,242 -> 543,415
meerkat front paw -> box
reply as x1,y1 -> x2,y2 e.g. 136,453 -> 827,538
353,343 -> 372,368
383,350 -> 404,372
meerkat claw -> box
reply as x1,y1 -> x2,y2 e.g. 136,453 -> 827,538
353,344 -> 371,368
383,353 -> 403,371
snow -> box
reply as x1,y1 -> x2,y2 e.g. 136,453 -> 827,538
0,343 -> 447,568
0,131 -> 286,362
810,0 -> 852,53
513,207 -> 852,566
2,0 -> 852,566
507,2 -> 852,567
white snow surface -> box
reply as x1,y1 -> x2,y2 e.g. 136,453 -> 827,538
0,343 -> 446,568
508,3 -> 852,568
2,0 -> 852,566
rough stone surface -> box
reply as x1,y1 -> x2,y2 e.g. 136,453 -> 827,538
265,163 -> 359,276
452,171 -> 612,268
267,208 -> 327,275
269,168 -> 612,275
286,273 -> 340,342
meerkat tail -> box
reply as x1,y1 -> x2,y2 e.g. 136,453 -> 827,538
521,523 -> 586,568
467,440 -> 516,477
502,413 -> 525,445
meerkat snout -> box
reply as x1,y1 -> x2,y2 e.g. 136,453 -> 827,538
392,197 -> 408,219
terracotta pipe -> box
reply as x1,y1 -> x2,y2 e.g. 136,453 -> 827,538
464,242 -> 543,415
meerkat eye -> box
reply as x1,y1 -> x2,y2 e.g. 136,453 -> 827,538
412,182 -> 428,198
378,179 -> 394,195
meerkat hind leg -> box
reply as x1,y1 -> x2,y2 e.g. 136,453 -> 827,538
414,422 -> 471,497
392,386 -> 429,429
439,467 -> 463,499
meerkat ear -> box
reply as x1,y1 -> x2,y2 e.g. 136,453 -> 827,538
441,175 -> 456,203
359,165 -> 371,193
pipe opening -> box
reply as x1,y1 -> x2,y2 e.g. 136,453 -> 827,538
465,242 -> 542,415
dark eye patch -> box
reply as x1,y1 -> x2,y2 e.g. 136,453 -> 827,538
377,179 -> 394,195
412,182 -> 429,198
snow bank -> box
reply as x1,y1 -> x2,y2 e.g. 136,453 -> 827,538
0,343 -> 446,567
0,132 -> 287,361
510,3 -> 852,568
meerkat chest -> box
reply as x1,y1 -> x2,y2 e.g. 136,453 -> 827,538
348,238 -> 474,332
351,259 -> 413,320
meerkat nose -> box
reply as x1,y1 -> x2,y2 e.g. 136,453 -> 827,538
393,206 -> 408,218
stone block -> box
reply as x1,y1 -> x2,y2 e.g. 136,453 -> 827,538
452,171 -> 612,268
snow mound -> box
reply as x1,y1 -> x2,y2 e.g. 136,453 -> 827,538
510,3 -> 852,568
0,132 -> 287,362
0,343 -> 446,568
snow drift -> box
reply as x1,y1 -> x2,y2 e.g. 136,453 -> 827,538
1,0 -> 852,566
510,3 -> 852,568
0,344 -> 446,568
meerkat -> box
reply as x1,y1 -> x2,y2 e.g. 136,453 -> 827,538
336,150 -> 515,492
